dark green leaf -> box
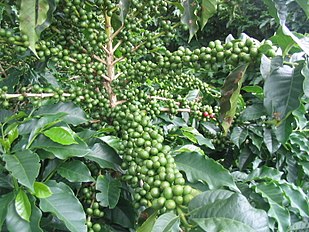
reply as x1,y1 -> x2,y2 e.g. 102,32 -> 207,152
189,190 -> 269,232
57,160 -> 94,182
0,192 -> 14,229
302,61 -> 309,98
33,182 -> 53,198
275,115 -> 294,143
31,135 -> 91,159
86,143 -> 122,171
240,104 -> 266,121
238,146 -> 256,170
15,189 -> 31,222
39,181 -> 87,232
19,0 -> 38,56
255,182 -> 290,232
151,212 -> 180,232
35,102 -> 87,126
43,127 -> 78,145
137,211 -> 158,232
3,150 -> 40,191
119,0 -> 130,24
200,0 -> 218,29
246,167 -> 283,181
175,152 -> 239,191
96,175 -> 121,209
231,127 -> 248,148
181,0 -> 199,41
296,0 -> 309,18
263,128 -> 280,154
220,64 -> 249,134
98,135 -> 122,151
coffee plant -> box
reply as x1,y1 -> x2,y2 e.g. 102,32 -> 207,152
0,0 -> 308,231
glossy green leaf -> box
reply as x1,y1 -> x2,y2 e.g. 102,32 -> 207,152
39,181 -> 87,232
36,0 -> 56,36
200,0 -> 218,29
86,143 -> 122,171
15,189 -> 31,222
263,128 -> 280,154
57,160 -> 94,182
255,182 -> 290,232
189,190 -> 269,232
271,27 -> 295,56
175,152 -> 239,191
151,212 -> 180,232
181,0 -> 199,41
33,182 -> 52,199
35,102 -> 87,126
37,0 -> 49,26
3,150 -> 40,191
302,61 -> 309,98
246,167 -> 283,181
19,0 -> 38,56
231,127 -> 248,148
137,211 -> 158,232
240,104 -> 266,121
185,89 -> 200,101
96,175 -> 121,209
181,127 -> 214,149
220,64 -> 249,134
275,115 -> 294,143
43,127 -> 77,145
31,135 -> 91,159
98,135 -> 122,151
119,0 -> 130,24
193,218 -> 256,232
0,192 -> 14,229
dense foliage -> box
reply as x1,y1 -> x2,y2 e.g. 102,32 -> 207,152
0,0 -> 308,231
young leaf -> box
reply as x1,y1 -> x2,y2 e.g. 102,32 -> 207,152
39,181 -> 87,232
175,152 -> 239,191
151,212 -> 180,232
19,0 -> 38,56
57,160 -> 94,182
220,64 -> 249,134
33,182 -> 52,199
15,189 -> 31,222
200,0 -> 218,30
43,127 -> 78,145
96,175 -> 121,209
3,150 -> 40,191
0,192 -> 14,229
181,0 -> 199,41
254,182 -> 290,232
137,211 -> 158,232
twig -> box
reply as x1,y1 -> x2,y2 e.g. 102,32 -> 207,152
93,54 -> 107,65
112,57 -> 125,65
114,72 -> 123,79
0,63 -> 7,78
111,25 -> 124,40
102,45 -> 110,55
113,40 -> 122,53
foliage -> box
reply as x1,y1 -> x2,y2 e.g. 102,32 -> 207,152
0,0 -> 308,231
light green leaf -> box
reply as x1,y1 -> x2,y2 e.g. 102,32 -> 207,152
36,0 -> 49,26
15,189 -> 31,222
289,221 -> 309,231
255,182 -> 290,232
43,127 -> 78,145
151,212 -> 180,232
302,61 -> 309,98
181,127 -> 214,149
200,0 -> 218,29
96,175 -> 121,209
173,144 -> 205,155
220,64 -> 249,134
19,0 -> 38,56
33,182 -> 52,199
57,160 -> 94,182
31,135 -> 91,159
3,150 -> 40,191
0,192 -> 14,229
39,181 -> 87,232
189,190 -> 269,232
137,211 -> 158,232
175,152 -> 239,191
193,217 -> 256,232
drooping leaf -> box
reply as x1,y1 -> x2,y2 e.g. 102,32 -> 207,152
230,127 -> 248,148
86,143 -> 122,171
119,0 -> 130,24
39,181 -> 87,232
36,0 -> 56,36
15,189 -> 31,222
19,0 -> 38,56
43,127 -> 78,145
57,160 -> 94,182
0,192 -> 14,229
96,175 -> 121,209
151,212 -> 180,232
35,102 -> 87,126
181,127 -> 214,149
181,0 -> 199,41
175,152 -> 239,191
275,114 -> 294,143
220,64 -> 249,134
136,211 -> 158,232
3,150 -> 40,191
36,0 -> 49,26
255,182 -> 290,232
193,218 -> 256,232
31,135 -> 91,159
33,182 -> 53,199
263,128 -> 280,154
271,27 -> 295,56
189,190 -> 269,232
200,0 -> 218,29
